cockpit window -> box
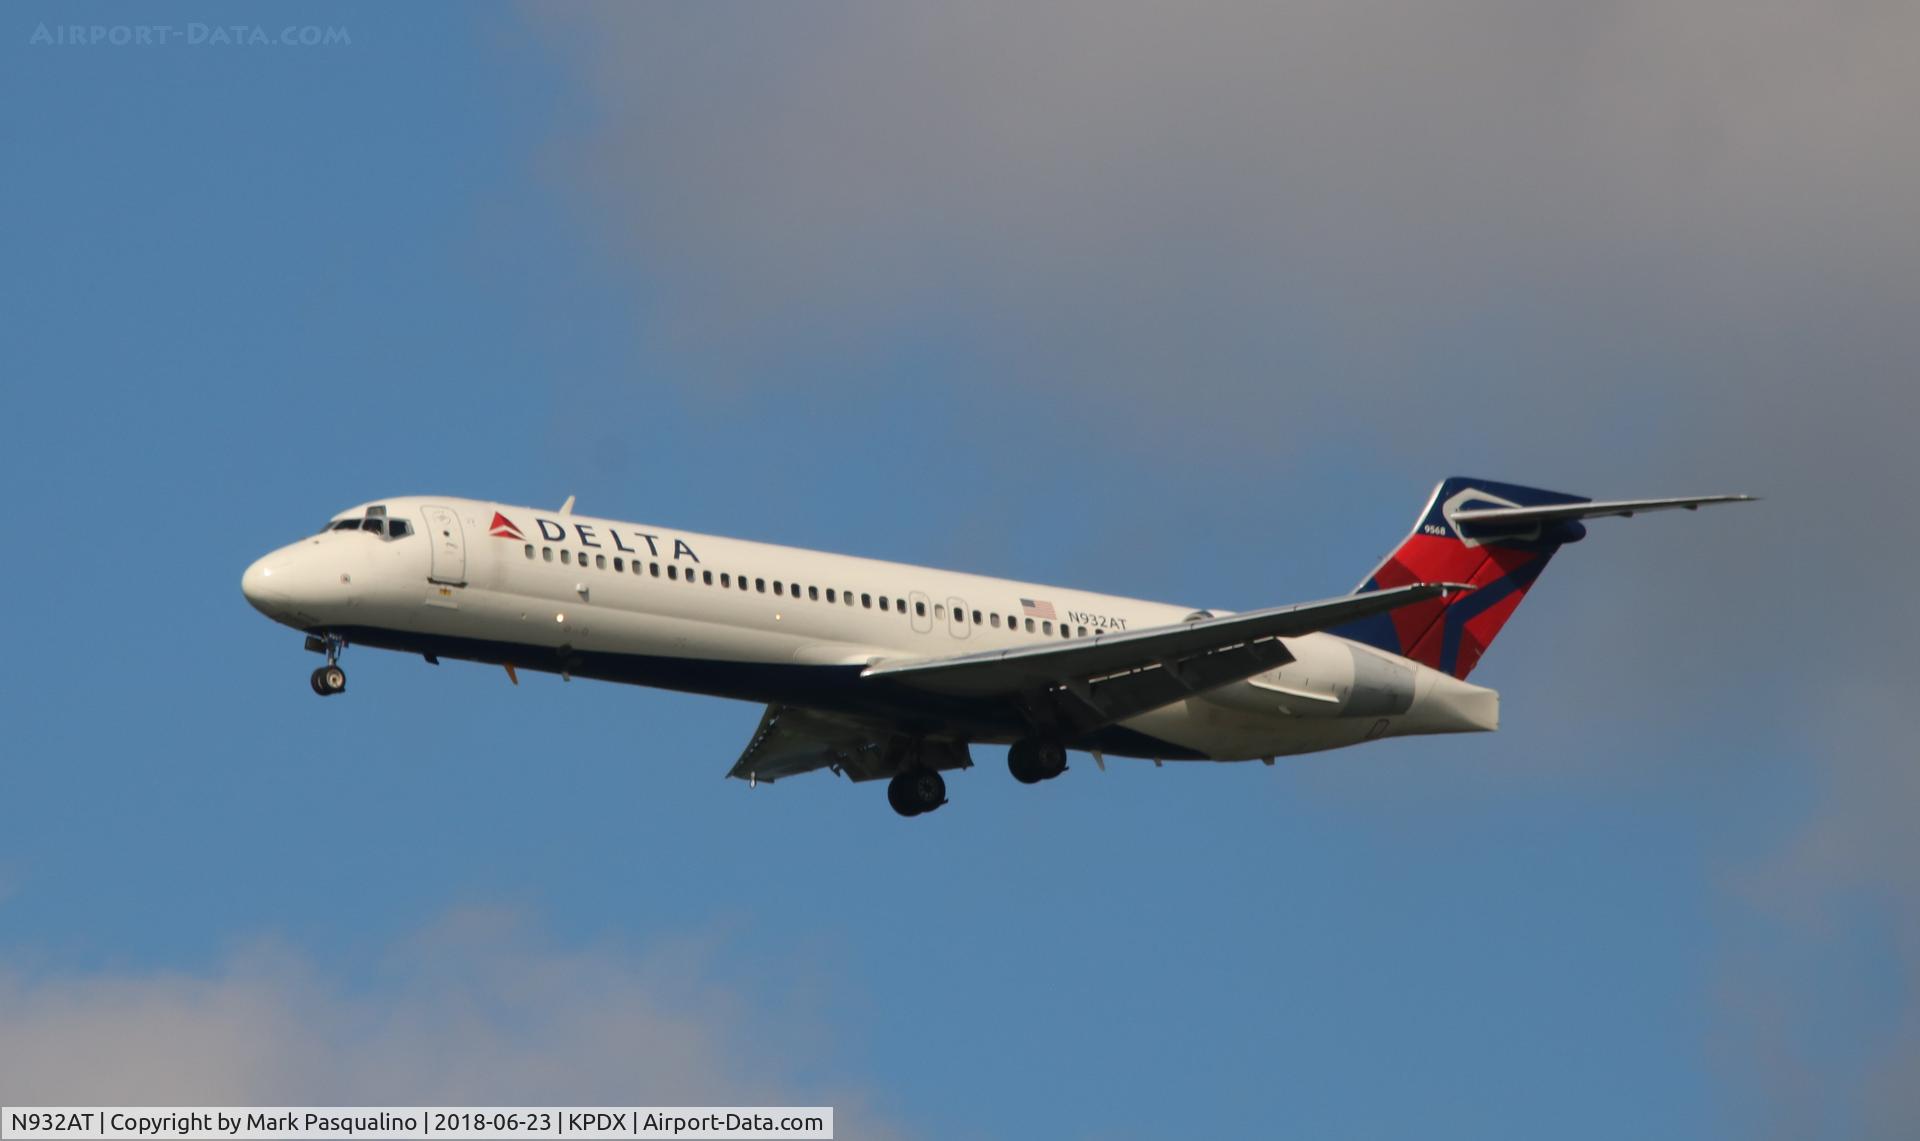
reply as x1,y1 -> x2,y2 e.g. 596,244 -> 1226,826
323,513 -> 412,539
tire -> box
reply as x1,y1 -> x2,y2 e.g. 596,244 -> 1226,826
910,768 -> 946,810
888,768 -> 946,816
888,771 -> 925,816
1009,739 -> 1065,783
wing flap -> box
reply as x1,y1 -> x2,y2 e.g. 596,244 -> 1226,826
1054,636 -> 1300,726
727,704 -> 972,784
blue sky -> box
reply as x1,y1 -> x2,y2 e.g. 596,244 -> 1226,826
3,4 -> 1915,1138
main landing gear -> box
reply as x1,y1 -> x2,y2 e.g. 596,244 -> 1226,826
1008,739 -> 1068,784
888,768 -> 947,817
306,633 -> 347,696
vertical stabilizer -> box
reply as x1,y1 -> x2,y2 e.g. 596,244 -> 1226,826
1330,477 -> 1590,679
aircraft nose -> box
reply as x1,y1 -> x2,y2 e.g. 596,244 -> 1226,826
242,553 -> 293,619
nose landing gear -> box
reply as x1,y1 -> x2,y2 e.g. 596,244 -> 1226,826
306,633 -> 347,696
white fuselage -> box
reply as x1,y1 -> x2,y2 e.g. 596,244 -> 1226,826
242,496 -> 1498,762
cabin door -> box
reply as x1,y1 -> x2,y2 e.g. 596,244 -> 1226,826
423,505 -> 468,586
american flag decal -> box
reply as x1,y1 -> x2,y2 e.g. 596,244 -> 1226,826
1020,598 -> 1056,620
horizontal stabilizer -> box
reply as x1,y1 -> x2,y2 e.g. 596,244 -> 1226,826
1451,494 -> 1755,538
1336,478 -> 1755,678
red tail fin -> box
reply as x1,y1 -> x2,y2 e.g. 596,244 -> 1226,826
1331,478 -> 1589,678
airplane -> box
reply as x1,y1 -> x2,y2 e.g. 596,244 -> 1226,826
241,477 -> 1751,817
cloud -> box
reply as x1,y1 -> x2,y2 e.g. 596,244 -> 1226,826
0,909 -> 901,1134
530,1 -> 1920,447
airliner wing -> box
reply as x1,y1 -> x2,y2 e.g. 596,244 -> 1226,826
862,582 -> 1459,729
727,703 -> 973,784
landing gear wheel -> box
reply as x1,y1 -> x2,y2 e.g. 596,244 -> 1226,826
887,768 -> 947,817
1009,739 -> 1068,784
310,665 -> 346,696
307,633 -> 348,696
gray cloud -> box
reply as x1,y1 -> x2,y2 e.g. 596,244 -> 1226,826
0,909 -> 900,1134
532,1 -> 1918,443
527,3 -> 1920,1135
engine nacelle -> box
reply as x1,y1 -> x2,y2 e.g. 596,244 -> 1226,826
1194,636 -> 1420,720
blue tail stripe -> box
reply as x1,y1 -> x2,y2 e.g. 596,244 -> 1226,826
1435,555 -> 1552,674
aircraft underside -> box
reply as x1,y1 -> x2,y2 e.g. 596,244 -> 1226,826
325,622 -> 1215,762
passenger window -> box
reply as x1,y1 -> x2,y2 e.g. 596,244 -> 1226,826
650,563 -> 660,577
990,613 -> 1001,628
632,560 -> 642,575
704,571 -> 713,585
774,581 -> 784,596
721,573 -> 731,587
845,592 -> 855,606
1077,626 -> 1087,637
955,609 -> 966,624
1025,618 -> 1035,632
916,601 -> 927,617
614,557 -> 624,571
756,578 -> 766,593
973,610 -> 983,625
808,586 -> 819,601
596,554 -> 606,570
543,547 -> 553,562
561,550 -> 572,565
861,593 -> 872,609
1043,621 -> 1054,635
524,544 -> 535,560
879,596 -> 889,611
668,565 -> 678,580
826,588 -> 836,603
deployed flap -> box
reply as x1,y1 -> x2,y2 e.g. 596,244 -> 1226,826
862,583 -> 1460,728
1450,494 -> 1754,537
727,704 -> 973,785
